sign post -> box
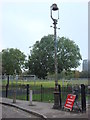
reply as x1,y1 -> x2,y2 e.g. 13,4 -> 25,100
64,94 -> 76,111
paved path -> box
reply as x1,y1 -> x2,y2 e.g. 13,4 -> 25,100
0,97 -> 89,119
2,104 -> 39,118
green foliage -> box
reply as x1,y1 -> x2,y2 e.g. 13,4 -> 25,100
79,71 -> 88,78
28,35 -> 55,79
58,37 -> 82,72
28,35 -> 82,79
2,48 -> 26,75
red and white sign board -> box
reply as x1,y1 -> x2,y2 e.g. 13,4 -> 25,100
64,94 -> 76,111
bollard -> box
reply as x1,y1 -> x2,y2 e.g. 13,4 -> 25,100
29,90 -> 32,105
58,84 -> 62,109
13,90 -> 16,103
27,84 -> 29,101
81,84 -> 86,112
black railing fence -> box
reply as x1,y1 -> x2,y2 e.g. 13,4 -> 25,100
1,84 -> 90,108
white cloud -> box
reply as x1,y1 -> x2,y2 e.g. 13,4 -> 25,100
1,0 -> 89,3
4,10 -> 46,34
1,1 -> 88,70
0,2 -> 3,51
27,20 -> 45,34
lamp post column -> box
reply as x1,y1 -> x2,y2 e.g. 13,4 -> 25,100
50,3 -> 60,109
53,19 -> 60,109
54,19 -> 58,91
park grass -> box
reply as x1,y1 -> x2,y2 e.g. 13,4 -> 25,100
7,93 -> 54,102
7,90 -> 90,103
2,79 -> 88,88
2,80 -> 63,87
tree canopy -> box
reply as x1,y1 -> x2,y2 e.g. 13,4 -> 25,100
2,48 -> 26,75
28,35 -> 82,79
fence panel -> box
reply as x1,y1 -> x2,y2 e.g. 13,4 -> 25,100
2,84 -> 90,108
32,85 -> 54,102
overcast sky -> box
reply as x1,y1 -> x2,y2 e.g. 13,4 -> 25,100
0,0 -> 88,71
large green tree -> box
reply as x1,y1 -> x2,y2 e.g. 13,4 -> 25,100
28,35 -> 82,79
2,48 -> 26,75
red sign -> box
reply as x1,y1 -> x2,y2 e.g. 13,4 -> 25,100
64,94 -> 76,111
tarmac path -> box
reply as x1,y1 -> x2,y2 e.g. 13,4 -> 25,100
1,104 -> 39,118
0,98 -> 89,119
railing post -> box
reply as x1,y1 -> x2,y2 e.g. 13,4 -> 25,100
27,84 -> 29,101
7,75 -> 9,85
41,84 -> 43,102
6,84 -> 8,98
81,84 -> 86,112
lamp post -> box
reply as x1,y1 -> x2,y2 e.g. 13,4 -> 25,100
50,3 -> 60,109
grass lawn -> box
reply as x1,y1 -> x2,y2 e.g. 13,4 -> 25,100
2,79 -> 88,87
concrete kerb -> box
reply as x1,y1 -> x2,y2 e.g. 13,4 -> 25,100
0,101 -> 47,120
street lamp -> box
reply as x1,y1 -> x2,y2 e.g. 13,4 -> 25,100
50,3 -> 60,109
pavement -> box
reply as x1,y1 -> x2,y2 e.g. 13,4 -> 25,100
2,104 -> 39,118
0,97 -> 89,119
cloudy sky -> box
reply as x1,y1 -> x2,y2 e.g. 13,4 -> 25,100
0,0 -> 88,71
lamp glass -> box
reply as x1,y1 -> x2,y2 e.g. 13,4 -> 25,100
51,10 -> 59,20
